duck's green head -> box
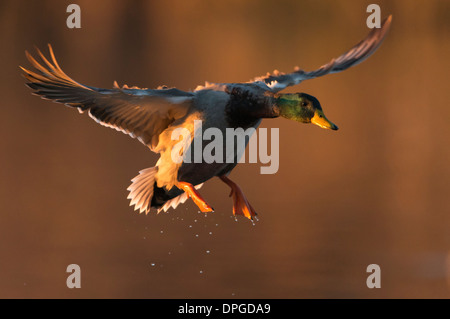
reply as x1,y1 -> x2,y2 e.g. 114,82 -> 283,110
275,93 -> 338,131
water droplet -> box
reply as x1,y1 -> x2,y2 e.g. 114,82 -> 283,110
194,219 -> 197,223
206,250 -> 210,254
209,232 -> 212,235
150,263 -> 156,267
231,292 -> 235,296
160,230 -> 164,234
215,224 -> 219,227
195,234 -> 199,238
199,270 -> 203,274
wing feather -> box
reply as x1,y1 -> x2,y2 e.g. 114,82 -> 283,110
253,15 -> 392,93
21,44 -> 195,151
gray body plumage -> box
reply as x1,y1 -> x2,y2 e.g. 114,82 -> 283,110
152,87 -> 264,209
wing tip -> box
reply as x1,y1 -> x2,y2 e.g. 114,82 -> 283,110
381,15 -> 393,34
385,14 -> 393,25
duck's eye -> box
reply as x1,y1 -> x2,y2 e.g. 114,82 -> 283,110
301,101 -> 308,107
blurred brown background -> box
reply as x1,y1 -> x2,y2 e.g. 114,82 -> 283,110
1,0 -> 449,298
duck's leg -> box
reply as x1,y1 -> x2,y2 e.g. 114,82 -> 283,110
219,175 -> 257,220
176,181 -> 214,213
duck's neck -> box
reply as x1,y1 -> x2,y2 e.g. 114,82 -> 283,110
226,87 -> 280,125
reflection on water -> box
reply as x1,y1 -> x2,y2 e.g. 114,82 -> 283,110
0,0 -> 449,298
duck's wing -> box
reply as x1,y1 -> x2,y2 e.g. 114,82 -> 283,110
21,45 -> 194,152
252,15 -> 392,93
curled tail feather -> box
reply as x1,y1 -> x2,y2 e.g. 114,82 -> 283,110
127,166 -> 204,214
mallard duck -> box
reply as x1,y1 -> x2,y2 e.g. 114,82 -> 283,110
21,16 -> 391,220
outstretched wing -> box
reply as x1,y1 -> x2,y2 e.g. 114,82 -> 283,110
253,15 -> 392,93
21,45 -> 195,151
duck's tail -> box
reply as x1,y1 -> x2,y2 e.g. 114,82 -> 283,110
127,167 -> 158,214
127,166 -> 203,214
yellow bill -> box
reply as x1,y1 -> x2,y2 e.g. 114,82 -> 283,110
311,110 -> 338,131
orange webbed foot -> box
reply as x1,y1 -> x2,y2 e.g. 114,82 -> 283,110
219,175 -> 257,220
177,181 -> 214,213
